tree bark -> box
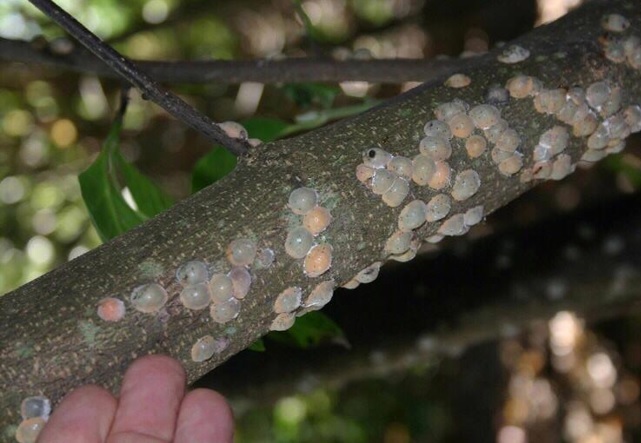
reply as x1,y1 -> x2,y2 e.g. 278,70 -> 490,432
1,0 -> 640,436
204,192 -> 641,405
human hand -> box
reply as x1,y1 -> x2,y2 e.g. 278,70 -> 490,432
38,355 -> 234,443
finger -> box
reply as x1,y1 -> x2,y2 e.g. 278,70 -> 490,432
107,355 -> 185,442
174,389 -> 234,443
37,385 -> 117,443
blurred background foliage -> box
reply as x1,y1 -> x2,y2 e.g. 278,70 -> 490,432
2,0 -> 641,441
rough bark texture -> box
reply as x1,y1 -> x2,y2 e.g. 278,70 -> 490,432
1,0 -> 641,437
206,192 -> 641,405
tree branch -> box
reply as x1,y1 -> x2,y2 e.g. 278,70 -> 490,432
205,193 -> 641,404
26,0 -> 249,156
1,0 -> 640,437
0,36 -> 464,84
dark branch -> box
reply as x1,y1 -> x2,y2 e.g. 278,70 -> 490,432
26,0 -> 249,156
0,36 -> 464,84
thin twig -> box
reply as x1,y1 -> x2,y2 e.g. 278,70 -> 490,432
26,0 -> 249,156
0,37 -> 466,83
292,0 -> 321,53
118,86 -> 131,120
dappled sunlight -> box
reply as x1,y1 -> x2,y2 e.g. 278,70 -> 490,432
234,82 -> 264,118
50,118 -> 77,148
497,311 -> 641,442
537,0 -> 583,25
236,8 -> 289,57
142,0 -> 170,25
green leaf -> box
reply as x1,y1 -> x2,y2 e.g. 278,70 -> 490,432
604,155 -> 641,188
292,0 -> 322,43
191,146 -> 238,193
241,117 -> 289,142
115,152 -> 173,218
78,119 -> 146,242
79,105 -> 174,242
268,311 -> 346,348
282,100 -> 380,137
247,338 -> 266,352
282,83 -> 340,109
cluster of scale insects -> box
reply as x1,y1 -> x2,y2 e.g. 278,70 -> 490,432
94,186 -> 339,349
345,12 -> 641,289
14,11 -> 641,443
